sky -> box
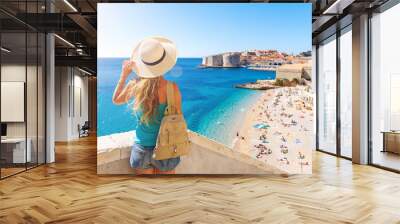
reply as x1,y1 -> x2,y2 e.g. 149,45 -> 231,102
98,3 -> 311,58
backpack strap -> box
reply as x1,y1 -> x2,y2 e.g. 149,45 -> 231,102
166,81 -> 177,115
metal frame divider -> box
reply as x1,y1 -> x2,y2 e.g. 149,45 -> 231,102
315,45 -> 319,151
24,1 -> 28,171
0,24 -> 2,179
36,0 -> 39,168
367,10 -> 373,166
336,26 -> 341,158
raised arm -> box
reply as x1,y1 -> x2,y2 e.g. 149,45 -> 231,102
112,60 -> 137,105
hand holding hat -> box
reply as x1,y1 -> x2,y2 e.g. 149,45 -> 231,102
121,60 -> 136,77
130,36 -> 177,78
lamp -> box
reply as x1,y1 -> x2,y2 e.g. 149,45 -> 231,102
54,34 -> 75,48
63,0 -> 78,12
1,47 -> 11,53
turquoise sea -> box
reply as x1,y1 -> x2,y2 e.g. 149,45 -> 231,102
98,58 -> 275,146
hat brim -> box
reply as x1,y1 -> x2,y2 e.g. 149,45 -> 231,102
131,37 -> 177,78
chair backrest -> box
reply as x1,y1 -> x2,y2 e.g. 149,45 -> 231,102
82,121 -> 90,129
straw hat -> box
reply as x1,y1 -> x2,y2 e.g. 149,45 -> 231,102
131,36 -> 177,78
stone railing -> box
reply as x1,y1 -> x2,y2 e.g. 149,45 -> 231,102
97,130 -> 286,175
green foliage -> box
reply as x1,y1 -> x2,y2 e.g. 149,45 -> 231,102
275,78 -> 284,86
275,78 -> 300,87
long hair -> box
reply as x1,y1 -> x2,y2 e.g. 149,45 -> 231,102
133,77 -> 161,125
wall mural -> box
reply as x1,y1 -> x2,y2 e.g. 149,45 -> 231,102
97,3 -> 313,174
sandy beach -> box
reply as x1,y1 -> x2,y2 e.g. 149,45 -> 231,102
233,85 -> 314,174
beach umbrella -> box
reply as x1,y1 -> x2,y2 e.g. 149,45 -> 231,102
253,123 -> 270,129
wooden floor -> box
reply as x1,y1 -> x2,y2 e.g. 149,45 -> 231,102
372,150 -> 400,171
1,136 -> 400,223
1,167 -> 26,178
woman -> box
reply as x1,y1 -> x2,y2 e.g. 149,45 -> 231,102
112,37 -> 182,174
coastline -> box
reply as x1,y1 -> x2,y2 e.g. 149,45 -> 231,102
198,89 -> 262,148
98,58 -> 273,137
233,85 -> 313,174
235,80 -> 278,90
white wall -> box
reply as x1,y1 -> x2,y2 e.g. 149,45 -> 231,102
55,67 -> 69,141
1,65 -> 39,138
1,63 -> 46,164
54,67 -> 89,141
1,65 -> 26,139
71,72 -> 89,138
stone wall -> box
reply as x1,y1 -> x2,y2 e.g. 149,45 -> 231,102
202,52 -> 241,67
302,64 -> 312,80
97,130 -> 286,174
222,52 -> 241,67
211,55 -> 223,66
201,57 -> 207,66
276,62 -> 312,81
276,64 -> 303,81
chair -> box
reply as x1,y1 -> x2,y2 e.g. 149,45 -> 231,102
78,121 -> 90,138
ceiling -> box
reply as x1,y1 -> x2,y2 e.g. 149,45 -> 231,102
0,0 -> 392,75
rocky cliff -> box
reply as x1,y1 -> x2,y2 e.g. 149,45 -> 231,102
202,52 -> 241,67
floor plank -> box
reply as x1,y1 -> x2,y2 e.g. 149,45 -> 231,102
0,135 -> 399,223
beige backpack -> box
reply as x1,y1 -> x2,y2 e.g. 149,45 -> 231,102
153,81 -> 190,160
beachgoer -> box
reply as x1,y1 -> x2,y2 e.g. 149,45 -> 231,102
112,37 -> 182,174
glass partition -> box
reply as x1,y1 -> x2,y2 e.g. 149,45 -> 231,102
27,30 -> 38,169
317,35 -> 337,154
339,26 -> 352,158
1,31 -> 28,178
0,1 -> 46,179
370,3 -> 400,171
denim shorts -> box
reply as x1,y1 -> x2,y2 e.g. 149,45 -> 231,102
130,144 -> 180,171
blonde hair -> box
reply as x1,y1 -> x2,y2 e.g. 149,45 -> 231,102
133,77 -> 161,125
